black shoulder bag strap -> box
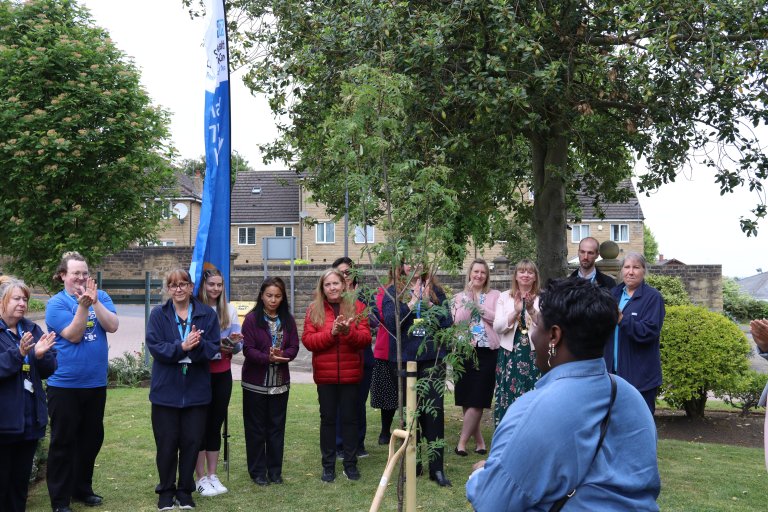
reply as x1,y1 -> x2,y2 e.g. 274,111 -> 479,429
548,374 -> 617,512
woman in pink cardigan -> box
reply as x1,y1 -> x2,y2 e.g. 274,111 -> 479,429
451,259 -> 500,455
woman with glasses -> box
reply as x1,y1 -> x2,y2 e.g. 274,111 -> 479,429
45,251 -> 119,512
146,269 -> 220,511
195,268 -> 242,497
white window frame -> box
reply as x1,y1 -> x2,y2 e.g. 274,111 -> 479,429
275,226 -> 294,237
354,225 -> 375,244
610,224 -> 629,243
316,222 -> 335,244
571,224 -> 590,243
238,227 -> 256,245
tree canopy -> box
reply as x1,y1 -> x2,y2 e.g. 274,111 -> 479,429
0,0 -> 173,289
187,0 -> 767,280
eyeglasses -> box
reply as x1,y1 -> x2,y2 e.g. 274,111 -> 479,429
69,272 -> 89,278
340,270 -> 351,276
168,282 -> 190,290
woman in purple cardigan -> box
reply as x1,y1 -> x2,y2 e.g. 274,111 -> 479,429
241,277 -> 300,486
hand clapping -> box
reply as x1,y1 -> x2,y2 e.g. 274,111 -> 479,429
182,325 -> 202,351
74,278 -> 99,307
331,314 -> 353,336
751,318 -> 768,353
34,332 -> 56,359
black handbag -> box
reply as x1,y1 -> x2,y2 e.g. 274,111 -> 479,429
548,374 -> 617,512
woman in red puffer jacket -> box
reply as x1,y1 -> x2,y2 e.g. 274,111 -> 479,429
302,268 -> 370,483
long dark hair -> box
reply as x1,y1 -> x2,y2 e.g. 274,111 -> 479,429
251,277 -> 296,334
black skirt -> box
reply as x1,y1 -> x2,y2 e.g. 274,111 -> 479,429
454,347 -> 498,408
370,359 -> 398,410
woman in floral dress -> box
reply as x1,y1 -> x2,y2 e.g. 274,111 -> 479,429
492,259 -> 541,426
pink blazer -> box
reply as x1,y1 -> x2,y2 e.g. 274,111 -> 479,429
452,289 -> 501,350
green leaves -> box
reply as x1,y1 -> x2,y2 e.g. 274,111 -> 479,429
0,0 -> 173,289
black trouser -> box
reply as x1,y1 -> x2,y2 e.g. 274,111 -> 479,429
0,439 -> 38,512
640,387 -> 658,415
317,383 -> 359,471
403,360 -> 445,476
151,404 -> 207,497
243,389 -> 289,480
336,360 -> 373,451
47,386 -> 106,508
202,371 -> 233,451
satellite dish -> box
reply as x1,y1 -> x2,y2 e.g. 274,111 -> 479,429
172,203 -> 189,220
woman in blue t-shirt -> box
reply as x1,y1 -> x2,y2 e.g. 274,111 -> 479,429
45,251 -> 119,511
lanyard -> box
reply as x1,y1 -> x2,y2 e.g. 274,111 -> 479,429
17,324 -> 30,366
174,303 -> 193,341
613,289 -> 632,372
265,314 -> 281,347
416,284 -> 423,319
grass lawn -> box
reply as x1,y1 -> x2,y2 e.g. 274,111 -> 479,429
26,385 -> 768,511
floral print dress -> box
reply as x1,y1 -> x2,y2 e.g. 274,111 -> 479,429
493,308 -> 539,426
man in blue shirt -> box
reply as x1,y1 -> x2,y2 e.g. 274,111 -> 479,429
466,279 -> 659,511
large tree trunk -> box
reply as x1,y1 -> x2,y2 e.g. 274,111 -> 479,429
531,131 -> 569,284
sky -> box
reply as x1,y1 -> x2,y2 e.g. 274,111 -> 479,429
79,0 -> 766,278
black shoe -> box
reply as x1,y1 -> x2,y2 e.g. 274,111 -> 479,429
252,475 -> 269,486
430,471 -> 452,487
53,508 -> 73,512
343,466 -> 360,481
74,494 -> 103,507
321,468 -> 336,482
378,434 -> 390,445
475,448 -> 487,455
157,493 -> 175,511
176,492 -> 195,510
454,447 -> 468,457
269,474 -> 284,484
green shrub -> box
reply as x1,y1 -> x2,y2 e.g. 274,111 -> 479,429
107,350 -> 151,388
645,275 -> 691,306
661,305 -> 751,418
28,297 -> 46,312
717,369 -> 768,417
723,277 -> 768,322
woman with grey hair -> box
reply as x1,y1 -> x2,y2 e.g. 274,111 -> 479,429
604,253 -> 666,413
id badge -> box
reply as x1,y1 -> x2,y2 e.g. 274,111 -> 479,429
22,363 -> 30,372
24,378 -> 34,394
412,318 -> 426,337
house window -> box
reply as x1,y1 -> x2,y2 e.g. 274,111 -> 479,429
238,227 -> 256,245
316,222 -> 335,244
354,225 -> 375,244
160,201 -> 172,220
275,226 -> 294,237
571,224 -> 590,243
610,224 -> 629,243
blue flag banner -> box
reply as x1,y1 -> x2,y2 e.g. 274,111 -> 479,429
190,0 -> 231,295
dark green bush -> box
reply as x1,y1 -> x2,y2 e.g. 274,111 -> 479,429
107,350 -> 151,388
645,275 -> 691,306
661,305 -> 751,418
28,297 -> 46,312
717,369 -> 768,417
723,277 -> 768,322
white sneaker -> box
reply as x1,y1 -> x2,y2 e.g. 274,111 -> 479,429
196,476 -> 218,497
208,474 -> 228,495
